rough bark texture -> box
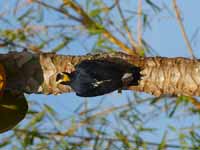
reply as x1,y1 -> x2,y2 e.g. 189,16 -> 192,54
1,51 -> 200,97
130,57 -> 200,97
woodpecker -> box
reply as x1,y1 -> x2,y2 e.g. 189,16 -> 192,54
56,60 -> 141,97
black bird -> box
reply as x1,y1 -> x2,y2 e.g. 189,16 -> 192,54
56,60 -> 141,97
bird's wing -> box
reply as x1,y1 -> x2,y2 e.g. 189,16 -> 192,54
77,60 -> 141,86
74,61 -> 123,97
76,60 -> 123,80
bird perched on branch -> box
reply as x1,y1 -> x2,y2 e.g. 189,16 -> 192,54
56,60 -> 141,97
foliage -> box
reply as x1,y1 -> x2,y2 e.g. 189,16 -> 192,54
0,0 -> 199,150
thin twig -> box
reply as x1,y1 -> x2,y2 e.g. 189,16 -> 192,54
137,0 -> 143,46
108,18 -> 131,44
33,0 -> 82,22
35,0 -> 137,55
186,96 -> 200,110
61,0 -> 137,56
173,0 -> 196,59
0,38 -> 26,49
71,135 -> 194,150
64,103 -> 131,135
14,129 -> 195,150
116,0 -> 137,49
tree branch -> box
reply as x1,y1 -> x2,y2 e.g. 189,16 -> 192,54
1,51 -> 200,97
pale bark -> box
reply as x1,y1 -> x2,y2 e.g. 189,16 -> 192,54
1,51 -> 200,97
130,57 -> 200,96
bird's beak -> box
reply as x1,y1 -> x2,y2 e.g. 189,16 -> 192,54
56,72 -> 70,84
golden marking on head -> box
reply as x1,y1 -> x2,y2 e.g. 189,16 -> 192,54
63,74 -> 70,82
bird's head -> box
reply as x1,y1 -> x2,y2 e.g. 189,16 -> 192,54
56,72 -> 71,85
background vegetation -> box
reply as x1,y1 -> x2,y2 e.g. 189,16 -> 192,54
0,0 -> 200,149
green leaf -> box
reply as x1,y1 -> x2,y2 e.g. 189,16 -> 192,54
115,131 -> 131,148
86,127 -> 96,134
24,110 -> 45,129
17,8 -> 33,21
143,14 -> 151,29
44,104 -> 56,116
96,35 -> 106,47
179,132 -> 188,150
158,131 -> 167,150
24,133 -> 34,146
52,37 -> 72,52
1,30 -> 17,41
168,125 -> 176,132
168,102 -> 179,117
89,9 -> 101,17
16,30 -> 26,41
138,126 -> 156,132
145,0 -> 161,12
0,141 -> 10,148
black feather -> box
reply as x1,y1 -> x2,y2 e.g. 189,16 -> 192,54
61,60 -> 141,97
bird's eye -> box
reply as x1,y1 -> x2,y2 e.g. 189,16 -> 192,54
56,73 -> 63,82
56,72 -> 71,85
